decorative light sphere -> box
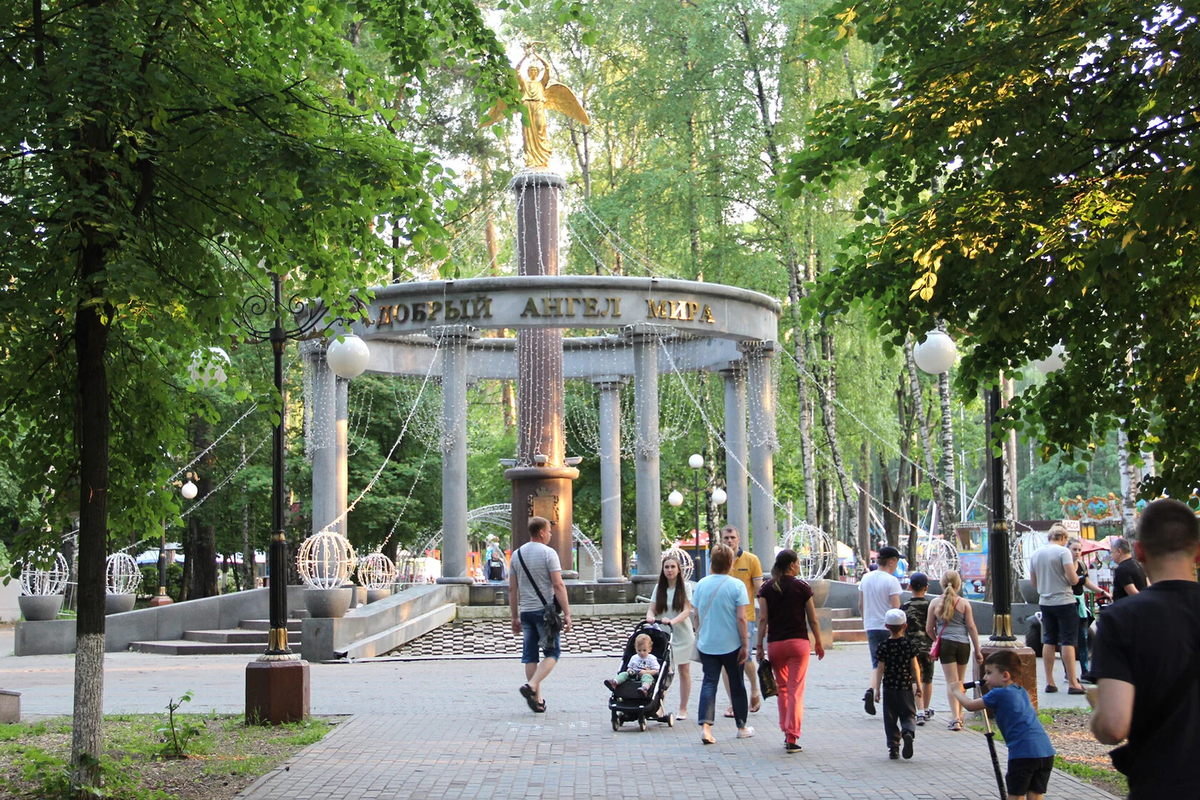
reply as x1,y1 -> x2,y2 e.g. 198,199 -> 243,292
667,490 -> 685,507
297,531 -> 357,590
663,547 -> 695,583
688,453 -> 704,470
913,329 -> 958,375
356,552 -> 398,590
1033,341 -> 1067,375
712,487 -> 728,506
181,480 -> 198,500
326,335 -> 371,380
20,549 -> 69,596
188,347 -> 230,387
105,552 -> 142,595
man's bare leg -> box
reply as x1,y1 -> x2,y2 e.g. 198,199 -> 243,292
528,657 -> 557,701
1042,643 -> 1058,686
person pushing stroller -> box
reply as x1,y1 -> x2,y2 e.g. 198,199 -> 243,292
605,633 -> 661,696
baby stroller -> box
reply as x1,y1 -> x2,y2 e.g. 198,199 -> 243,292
608,620 -> 676,731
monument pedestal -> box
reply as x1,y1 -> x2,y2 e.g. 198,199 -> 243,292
978,643 -> 1039,710
148,590 -> 173,608
506,465 -> 580,570
246,658 -> 310,725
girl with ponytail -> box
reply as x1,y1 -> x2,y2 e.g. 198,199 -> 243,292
926,570 -> 983,730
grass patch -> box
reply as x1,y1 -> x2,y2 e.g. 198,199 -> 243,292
0,713 -> 339,800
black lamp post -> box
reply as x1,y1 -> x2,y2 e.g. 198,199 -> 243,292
236,273 -> 363,723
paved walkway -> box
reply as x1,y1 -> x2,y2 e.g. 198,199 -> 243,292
0,627 -> 1113,799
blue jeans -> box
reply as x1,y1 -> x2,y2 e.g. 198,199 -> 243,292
698,649 -> 747,727
520,609 -> 560,664
867,629 -> 891,668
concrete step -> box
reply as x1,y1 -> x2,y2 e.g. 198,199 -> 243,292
240,619 -> 303,632
184,629 -> 301,645
832,618 -> 865,631
128,640 -> 280,655
833,629 -> 869,644
827,608 -> 854,619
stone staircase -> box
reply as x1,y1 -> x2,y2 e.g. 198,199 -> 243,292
829,608 -> 868,643
129,619 -> 302,655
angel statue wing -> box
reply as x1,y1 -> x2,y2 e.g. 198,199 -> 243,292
544,81 -> 590,127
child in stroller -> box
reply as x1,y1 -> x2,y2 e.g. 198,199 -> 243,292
607,620 -> 676,731
604,634 -> 660,696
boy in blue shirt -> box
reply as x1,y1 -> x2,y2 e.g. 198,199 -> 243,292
952,650 -> 1056,800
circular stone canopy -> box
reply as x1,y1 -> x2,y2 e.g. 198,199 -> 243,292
338,276 -> 781,379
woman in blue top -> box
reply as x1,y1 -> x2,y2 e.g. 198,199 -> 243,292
692,543 -> 753,744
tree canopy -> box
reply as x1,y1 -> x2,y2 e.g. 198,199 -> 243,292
786,0 -> 1200,497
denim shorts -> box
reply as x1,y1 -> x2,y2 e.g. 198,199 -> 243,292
867,629 -> 891,668
520,609 -> 561,663
1040,603 -> 1079,648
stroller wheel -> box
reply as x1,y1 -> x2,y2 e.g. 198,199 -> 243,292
611,711 -> 620,732
666,713 -> 674,728
638,717 -> 647,732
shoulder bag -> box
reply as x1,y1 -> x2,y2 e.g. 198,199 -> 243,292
692,576 -> 732,662
928,599 -> 953,660
516,548 -> 564,650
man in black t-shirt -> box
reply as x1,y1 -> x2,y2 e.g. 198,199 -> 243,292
1091,499 -> 1200,799
1110,537 -> 1147,601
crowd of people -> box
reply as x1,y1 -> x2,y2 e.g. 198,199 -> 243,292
505,499 -> 1200,800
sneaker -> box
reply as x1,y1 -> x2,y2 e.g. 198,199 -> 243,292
863,689 -> 877,716
902,731 -> 914,760
603,679 -> 617,692
785,742 -> 803,754
737,726 -> 756,739
889,747 -> 900,760
916,711 -> 926,727
925,708 -> 935,721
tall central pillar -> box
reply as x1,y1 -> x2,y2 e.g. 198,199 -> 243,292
742,340 -> 778,561
306,341 -> 338,536
335,376 -> 349,536
504,173 -> 579,573
628,324 -> 664,590
721,365 -> 749,540
594,376 -> 627,582
434,325 -> 479,583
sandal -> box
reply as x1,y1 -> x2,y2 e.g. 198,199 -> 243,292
533,700 -> 546,713
724,708 -> 736,718
519,684 -> 539,712
949,719 -> 963,732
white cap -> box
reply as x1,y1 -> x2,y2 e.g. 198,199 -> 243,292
884,608 -> 907,626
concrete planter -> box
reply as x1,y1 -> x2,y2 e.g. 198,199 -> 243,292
303,588 -> 352,619
105,594 -> 136,615
808,579 -> 830,608
366,588 -> 392,604
1019,579 -> 1040,605
18,595 -> 63,621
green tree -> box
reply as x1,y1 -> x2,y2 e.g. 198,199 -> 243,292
786,0 -> 1200,497
0,0 -> 510,790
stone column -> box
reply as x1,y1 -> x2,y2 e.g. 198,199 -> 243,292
504,172 -> 579,573
629,325 -> 664,590
433,325 -> 479,584
721,366 -> 749,541
742,340 -> 777,560
594,376 -> 627,582
306,342 -> 338,537
335,377 -> 349,537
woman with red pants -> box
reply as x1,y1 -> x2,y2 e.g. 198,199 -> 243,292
755,549 -> 826,754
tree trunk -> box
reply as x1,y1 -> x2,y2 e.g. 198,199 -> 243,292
906,462 -> 920,568
1117,429 -> 1139,538
242,440 -> 254,589
1002,374 -> 1020,524
938,358 -> 956,525
72,226 -> 111,795
857,441 -> 871,573
813,317 -> 858,548
786,253 -> 818,526
904,336 -> 942,513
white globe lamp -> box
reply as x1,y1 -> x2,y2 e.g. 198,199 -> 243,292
688,453 -> 704,470
326,335 -> 370,380
181,480 -> 198,500
188,347 -> 230,387
712,487 -> 728,506
1033,341 -> 1066,375
913,329 -> 958,375
667,490 -> 685,507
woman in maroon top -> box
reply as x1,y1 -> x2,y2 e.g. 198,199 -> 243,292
756,549 -> 826,753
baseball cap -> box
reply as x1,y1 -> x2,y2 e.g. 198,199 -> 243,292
909,572 -> 928,589
878,545 -> 901,562
884,608 -> 907,626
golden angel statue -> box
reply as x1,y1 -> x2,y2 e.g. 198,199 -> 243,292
484,49 -> 590,170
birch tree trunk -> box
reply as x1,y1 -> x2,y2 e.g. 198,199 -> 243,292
903,336 -> 942,514
938,348 -> 957,524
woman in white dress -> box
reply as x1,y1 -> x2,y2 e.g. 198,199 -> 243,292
647,552 -> 695,719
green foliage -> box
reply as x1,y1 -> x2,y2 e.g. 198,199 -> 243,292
157,691 -> 203,759
786,0 -> 1200,497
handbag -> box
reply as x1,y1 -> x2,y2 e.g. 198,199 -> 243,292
516,549 -> 563,650
928,609 -> 950,660
757,658 -> 778,699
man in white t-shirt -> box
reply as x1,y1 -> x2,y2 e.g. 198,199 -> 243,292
509,516 -> 573,713
858,545 -> 902,715
1030,524 -> 1083,694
